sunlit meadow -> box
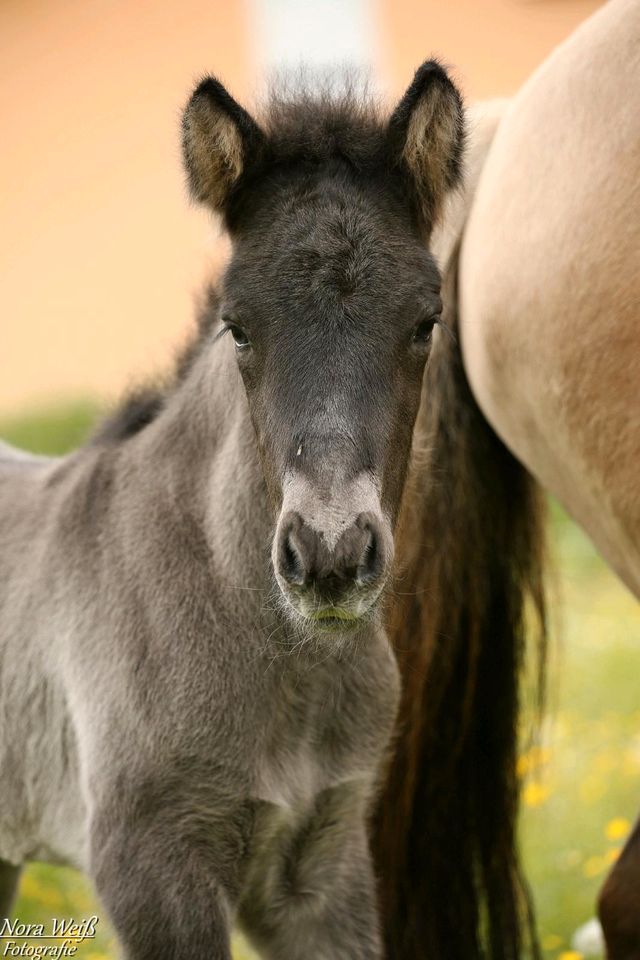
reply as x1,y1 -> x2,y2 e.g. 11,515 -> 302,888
2,403 -> 639,960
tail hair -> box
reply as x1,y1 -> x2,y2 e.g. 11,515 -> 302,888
373,250 -> 547,960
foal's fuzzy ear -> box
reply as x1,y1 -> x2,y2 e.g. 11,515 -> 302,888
388,60 -> 465,230
182,76 -> 265,214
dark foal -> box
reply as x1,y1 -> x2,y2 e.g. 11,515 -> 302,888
0,64 -> 464,960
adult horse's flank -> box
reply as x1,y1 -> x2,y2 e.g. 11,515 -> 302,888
0,63 -> 487,959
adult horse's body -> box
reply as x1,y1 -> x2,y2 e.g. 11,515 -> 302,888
374,2 -> 640,958
0,63 -> 472,960
460,2 -> 640,956
461,0 -> 640,600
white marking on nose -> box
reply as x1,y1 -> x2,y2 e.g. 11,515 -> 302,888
280,470 -> 384,551
296,444 -> 303,457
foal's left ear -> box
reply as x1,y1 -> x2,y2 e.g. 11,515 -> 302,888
388,60 -> 465,230
182,76 -> 265,215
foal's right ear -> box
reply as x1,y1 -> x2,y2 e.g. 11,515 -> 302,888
182,77 -> 265,214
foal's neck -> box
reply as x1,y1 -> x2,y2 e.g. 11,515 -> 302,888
134,334 -> 272,585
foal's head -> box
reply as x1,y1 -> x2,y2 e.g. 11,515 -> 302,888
182,65 -> 464,632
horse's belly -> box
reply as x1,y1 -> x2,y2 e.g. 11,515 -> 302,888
0,754 -> 86,869
0,661 -> 87,869
28,787 -> 87,870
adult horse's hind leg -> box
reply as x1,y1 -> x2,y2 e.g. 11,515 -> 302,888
599,816 -> 640,960
0,860 -> 22,915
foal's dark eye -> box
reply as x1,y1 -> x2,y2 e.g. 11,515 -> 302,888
412,317 -> 437,348
227,324 -> 250,349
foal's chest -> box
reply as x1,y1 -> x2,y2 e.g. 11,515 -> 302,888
240,639 -> 398,931
253,637 -> 399,811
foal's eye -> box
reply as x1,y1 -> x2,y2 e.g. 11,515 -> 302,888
227,324 -> 250,349
412,317 -> 437,349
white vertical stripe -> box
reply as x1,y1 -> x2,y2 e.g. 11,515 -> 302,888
250,0 -> 378,75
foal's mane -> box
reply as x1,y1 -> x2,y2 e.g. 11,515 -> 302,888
92,75 -> 393,446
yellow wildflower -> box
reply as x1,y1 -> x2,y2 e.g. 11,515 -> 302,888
605,817 -> 631,841
517,745 -> 551,777
523,781 -> 550,807
18,873 -> 64,907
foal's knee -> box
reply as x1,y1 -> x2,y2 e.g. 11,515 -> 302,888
598,822 -> 640,960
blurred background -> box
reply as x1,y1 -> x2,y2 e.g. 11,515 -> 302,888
2,2 -> 639,960
0,0 -> 606,415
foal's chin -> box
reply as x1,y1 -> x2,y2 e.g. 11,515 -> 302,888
276,585 -> 385,640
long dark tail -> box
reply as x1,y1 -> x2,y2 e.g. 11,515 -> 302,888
373,252 -> 547,960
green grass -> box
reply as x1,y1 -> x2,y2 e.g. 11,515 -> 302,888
520,508 -> 640,959
3,402 -> 640,960
1,401 -> 100,457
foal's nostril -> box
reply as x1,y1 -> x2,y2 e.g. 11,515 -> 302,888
275,510 -> 389,598
277,513 -> 308,586
282,535 -> 302,583
356,527 -> 379,583
353,514 -> 384,585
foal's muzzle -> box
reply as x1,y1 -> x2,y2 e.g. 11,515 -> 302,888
272,475 -> 393,629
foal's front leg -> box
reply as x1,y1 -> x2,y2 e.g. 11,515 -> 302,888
0,859 -> 22,915
90,785 -> 252,960
240,784 -> 382,960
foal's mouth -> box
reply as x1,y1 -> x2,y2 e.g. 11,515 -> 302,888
306,607 -> 363,632
277,588 -> 383,633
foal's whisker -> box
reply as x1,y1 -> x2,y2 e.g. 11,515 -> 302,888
226,584 -> 267,592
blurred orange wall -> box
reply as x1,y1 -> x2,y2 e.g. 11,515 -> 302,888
378,0 -> 604,98
0,0 -> 604,414
0,0 -> 251,414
